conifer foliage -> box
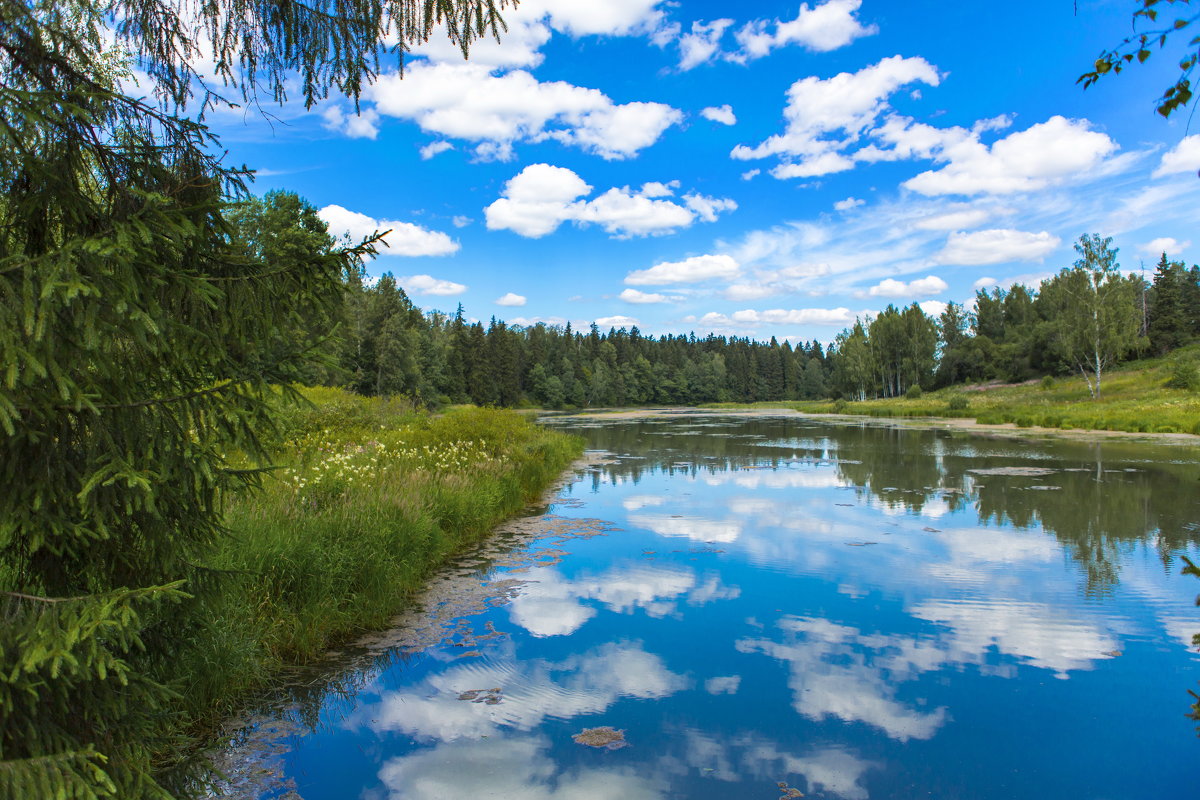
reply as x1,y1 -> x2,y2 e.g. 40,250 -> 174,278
0,1 -> 511,797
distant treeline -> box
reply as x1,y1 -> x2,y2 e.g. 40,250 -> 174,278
260,193 -> 1198,406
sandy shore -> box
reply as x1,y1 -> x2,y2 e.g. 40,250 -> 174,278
544,406 -> 1200,446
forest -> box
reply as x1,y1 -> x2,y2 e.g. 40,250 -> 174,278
292,189 -> 1200,407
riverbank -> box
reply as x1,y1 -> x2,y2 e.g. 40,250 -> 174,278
693,358 -> 1200,437
168,388 -> 583,769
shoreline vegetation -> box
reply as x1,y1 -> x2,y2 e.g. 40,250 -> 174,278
173,390 -> 583,776
549,355 -> 1199,439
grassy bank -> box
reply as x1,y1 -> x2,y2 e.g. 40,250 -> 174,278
173,388 -> 582,750
706,352 -> 1200,435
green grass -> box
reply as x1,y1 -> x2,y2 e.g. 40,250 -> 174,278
173,388 -> 582,744
707,348 -> 1200,435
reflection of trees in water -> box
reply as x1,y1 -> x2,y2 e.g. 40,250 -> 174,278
559,417 -> 1200,596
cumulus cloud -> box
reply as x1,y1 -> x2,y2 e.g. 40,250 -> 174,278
677,1 -> 876,70
620,288 -> 675,304
973,276 -> 998,290
495,292 -> 527,306
732,0 -> 878,60
866,275 -> 948,298
625,254 -> 741,285
904,116 -> 1119,196
731,55 -> 940,178
400,274 -> 468,296
486,164 -> 735,239
595,314 -> 641,328
1153,134 -> 1200,178
414,0 -> 670,69
1140,237 -> 1191,257
834,197 -> 865,211
419,140 -> 454,159
338,61 -> 680,161
320,105 -> 380,139
318,204 -> 459,256
701,104 -> 737,126
679,19 -> 734,70
935,229 -> 1060,265
919,300 -> 948,317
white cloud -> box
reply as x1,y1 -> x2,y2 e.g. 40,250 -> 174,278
1139,236 -> 1191,257
683,193 -> 738,222
724,282 -> 782,301
595,314 -> 641,328
679,19 -> 734,70
357,61 -> 681,161
741,168 -> 761,180
732,0 -> 878,60
320,105 -> 380,139
401,274 -> 468,296
528,0 -> 669,38
620,288 -> 675,304
935,229 -> 1060,266
913,207 -> 992,231
1153,134 -> 1200,178
866,275 -> 948,298
626,254 -> 741,285
700,104 -> 737,126
495,292 -> 527,307
414,0 -> 670,69
452,215 -> 472,228
904,116 -> 1119,196
318,204 -> 459,256
732,55 -> 940,178
919,300 -> 948,317
485,164 -> 734,238
705,675 -> 741,695
508,315 -> 569,327
973,276 -> 998,290
699,308 -> 856,329
834,197 -> 865,211
419,140 -> 454,159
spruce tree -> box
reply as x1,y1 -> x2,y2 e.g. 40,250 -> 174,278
0,1 -> 513,797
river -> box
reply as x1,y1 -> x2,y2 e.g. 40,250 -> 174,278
218,413 -> 1200,800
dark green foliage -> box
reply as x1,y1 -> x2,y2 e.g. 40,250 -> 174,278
1166,355 -> 1200,390
329,277 -> 836,407
0,0 -> 514,797
1149,252 -> 1195,353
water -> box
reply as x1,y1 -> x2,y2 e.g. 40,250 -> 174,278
224,415 -> 1200,800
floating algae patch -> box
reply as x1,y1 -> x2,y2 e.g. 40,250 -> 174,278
966,466 -> 1058,477
572,726 -> 628,750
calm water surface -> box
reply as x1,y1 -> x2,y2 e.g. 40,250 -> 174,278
232,415 -> 1200,800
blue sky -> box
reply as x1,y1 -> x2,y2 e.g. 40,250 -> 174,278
207,0 -> 1200,343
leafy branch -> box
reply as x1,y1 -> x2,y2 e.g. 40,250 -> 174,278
1079,0 -> 1200,117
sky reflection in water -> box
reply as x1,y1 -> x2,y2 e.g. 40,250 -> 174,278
249,416 -> 1200,800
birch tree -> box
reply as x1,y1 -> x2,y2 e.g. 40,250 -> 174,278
1041,234 -> 1146,399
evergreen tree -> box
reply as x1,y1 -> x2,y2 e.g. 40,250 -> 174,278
1149,253 -> 1191,353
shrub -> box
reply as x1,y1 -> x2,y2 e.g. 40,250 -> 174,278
905,385 -> 924,399
1166,358 -> 1200,392
832,399 -> 849,413
1040,375 -> 1055,390
947,395 -> 969,411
